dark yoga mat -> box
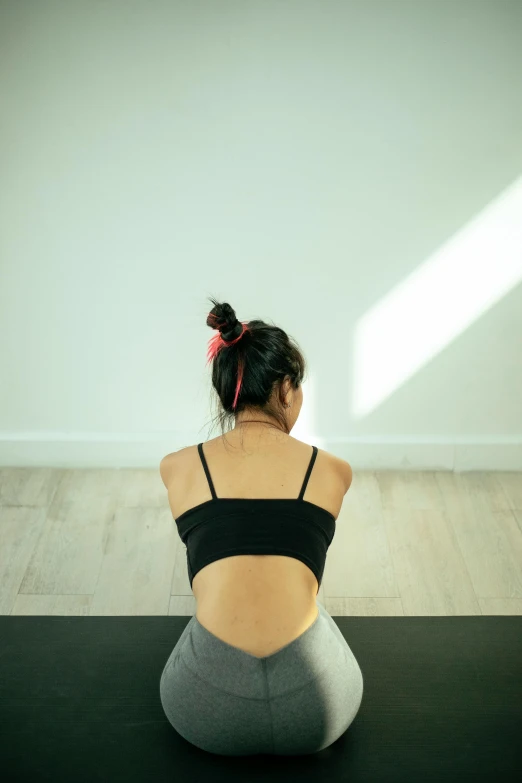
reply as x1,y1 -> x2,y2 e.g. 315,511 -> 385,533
1,614 -> 521,782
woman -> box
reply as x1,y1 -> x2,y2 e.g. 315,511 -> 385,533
159,297 -> 363,756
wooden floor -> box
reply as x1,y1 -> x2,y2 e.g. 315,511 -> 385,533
1,468 -> 522,617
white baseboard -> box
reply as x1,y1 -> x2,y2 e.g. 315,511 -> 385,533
0,433 -> 521,471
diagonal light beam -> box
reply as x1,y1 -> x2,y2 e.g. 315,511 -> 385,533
352,176 -> 522,418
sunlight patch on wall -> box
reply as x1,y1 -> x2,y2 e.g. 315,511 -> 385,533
352,176 -> 522,418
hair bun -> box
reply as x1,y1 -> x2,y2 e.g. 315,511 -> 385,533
206,298 -> 238,333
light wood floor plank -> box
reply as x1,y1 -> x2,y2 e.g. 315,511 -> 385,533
324,472 -> 398,600
382,507 -> 481,615
17,470 -> 119,597
0,467 -> 63,507
0,468 -> 521,617
436,473 -> 522,599
0,506 -> 47,614
90,507 -> 177,616
497,472 -> 522,510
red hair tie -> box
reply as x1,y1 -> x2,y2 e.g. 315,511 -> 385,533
206,318 -> 250,410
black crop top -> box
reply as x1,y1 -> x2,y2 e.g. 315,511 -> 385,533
174,442 -> 337,594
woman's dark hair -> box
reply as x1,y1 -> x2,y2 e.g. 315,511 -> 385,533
204,296 -> 307,444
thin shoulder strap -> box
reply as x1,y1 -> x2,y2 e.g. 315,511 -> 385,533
298,445 -> 318,500
197,443 -> 217,499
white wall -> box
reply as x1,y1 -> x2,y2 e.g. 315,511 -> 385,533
1,0 -> 521,471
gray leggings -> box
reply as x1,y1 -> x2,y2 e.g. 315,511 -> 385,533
159,600 -> 364,756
